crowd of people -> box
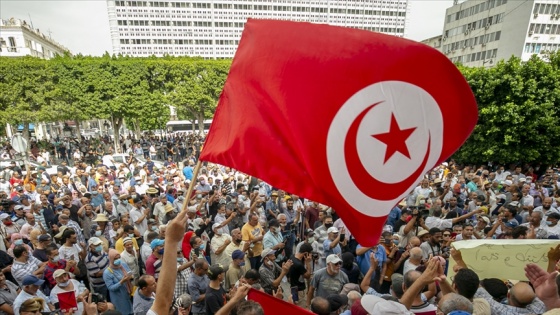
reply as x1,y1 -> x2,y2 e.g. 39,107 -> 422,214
0,135 -> 559,315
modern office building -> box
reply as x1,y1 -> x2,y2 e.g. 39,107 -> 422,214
106,0 -> 410,58
0,17 -> 69,59
439,0 -> 560,67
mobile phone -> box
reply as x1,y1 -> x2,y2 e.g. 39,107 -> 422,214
450,232 -> 457,238
501,218 -> 508,223
291,286 -> 299,302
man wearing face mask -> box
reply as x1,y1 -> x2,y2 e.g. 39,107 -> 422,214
44,246 -> 79,290
214,203 -> 235,235
210,223 -> 232,270
259,248 -> 293,295
225,250 -> 246,290
146,239 -> 165,280
263,219 -> 285,263
195,176 -> 212,194
544,212 -> 560,238
224,228 -> 250,270
85,237 -> 109,298
314,215 -> 333,269
49,269 -> 89,315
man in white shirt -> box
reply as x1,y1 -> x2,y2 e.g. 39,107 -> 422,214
130,198 -> 149,235
210,223 -> 232,269
425,208 -> 483,230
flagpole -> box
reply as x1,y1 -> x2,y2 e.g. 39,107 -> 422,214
181,159 -> 203,213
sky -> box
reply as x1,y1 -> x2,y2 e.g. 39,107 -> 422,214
0,0 -> 452,56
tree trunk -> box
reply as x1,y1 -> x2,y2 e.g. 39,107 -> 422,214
134,118 -> 141,140
197,113 -> 205,134
113,117 -> 123,154
21,122 -> 30,141
75,120 -> 83,141
190,120 -> 196,132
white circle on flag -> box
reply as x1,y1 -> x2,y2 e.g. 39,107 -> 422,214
326,81 -> 443,217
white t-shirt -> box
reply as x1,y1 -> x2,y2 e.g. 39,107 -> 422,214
130,207 -> 148,235
50,279 -> 85,315
425,217 -> 453,230
59,244 -> 83,262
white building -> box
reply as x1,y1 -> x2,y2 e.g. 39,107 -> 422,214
439,0 -> 560,67
106,0 -> 409,58
0,17 -> 69,59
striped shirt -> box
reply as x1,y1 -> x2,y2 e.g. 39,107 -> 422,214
145,254 -> 162,280
12,256 -> 43,286
85,251 -> 109,287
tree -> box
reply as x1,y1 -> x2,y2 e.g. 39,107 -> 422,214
454,54 -> 560,165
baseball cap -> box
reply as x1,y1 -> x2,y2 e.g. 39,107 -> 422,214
0,213 -> 10,221
505,221 -> 519,228
327,294 -> 349,312
261,248 -> 276,261
326,254 -> 342,265
361,295 -> 411,314
327,227 -> 339,234
207,264 -> 224,280
417,230 -> 429,237
22,275 -> 45,286
38,234 -> 51,242
53,269 -> 67,278
14,205 -> 23,211
503,180 -> 513,186
88,237 -> 103,246
479,216 -> 490,225
232,249 -> 245,260
212,223 -> 221,230
150,238 -> 165,250
15,186 -> 23,192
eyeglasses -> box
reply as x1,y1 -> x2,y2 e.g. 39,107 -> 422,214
334,262 -> 342,266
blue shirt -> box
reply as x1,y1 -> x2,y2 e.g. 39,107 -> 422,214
356,244 -> 387,275
183,166 -> 194,181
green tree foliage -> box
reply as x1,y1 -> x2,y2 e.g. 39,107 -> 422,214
0,55 -> 230,148
455,54 -> 560,165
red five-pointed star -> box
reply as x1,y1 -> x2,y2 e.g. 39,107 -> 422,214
371,113 -> 417,164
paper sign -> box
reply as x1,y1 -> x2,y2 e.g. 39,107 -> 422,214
57,291 -> 78,312
448,239 -> 560,281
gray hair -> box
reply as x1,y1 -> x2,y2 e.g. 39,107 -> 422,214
347,290 -> 362,307
440,293 -> 473,314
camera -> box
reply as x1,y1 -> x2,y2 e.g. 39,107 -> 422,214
311,252 -> 319,260
92,292 -> 105,303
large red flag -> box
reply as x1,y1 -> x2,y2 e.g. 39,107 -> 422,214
200,19 -> 478,246
247,288 -> 315,315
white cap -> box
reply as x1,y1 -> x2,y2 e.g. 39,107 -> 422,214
88,237 -> 103,246
326,254 -> 342,265
327,227 -> 339,234
361,295 -> 411,314
503,180 -> 513,186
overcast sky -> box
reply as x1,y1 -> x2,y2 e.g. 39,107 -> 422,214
0,0 -> 451,56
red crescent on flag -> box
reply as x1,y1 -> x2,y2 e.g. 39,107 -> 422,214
344,101 -> 431,201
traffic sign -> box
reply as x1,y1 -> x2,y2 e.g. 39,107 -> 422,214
11,134 -> 27,153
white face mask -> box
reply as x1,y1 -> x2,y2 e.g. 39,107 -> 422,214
307,237 -> 315,243
266,260 -> 274,267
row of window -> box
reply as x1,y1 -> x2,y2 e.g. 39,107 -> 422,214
449,49 -> 498,64
533,3 -> 560,15
446,0 -> 507,23
528,23 -> 560,35
442,31 -> 501,52
119,38 -> 240,45
524,42 -> 560,54
444,13 -> 504,38
114,0 -> 406,9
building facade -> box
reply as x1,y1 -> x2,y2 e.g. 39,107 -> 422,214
439,0 -> 560,67
106,0 -> 410,58
0,18 -> 69,59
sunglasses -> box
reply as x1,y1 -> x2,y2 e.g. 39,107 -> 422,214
443,234 -> 451,236
334,262 -> 342,266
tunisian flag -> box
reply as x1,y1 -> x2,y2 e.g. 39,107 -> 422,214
200,19 -> 478,246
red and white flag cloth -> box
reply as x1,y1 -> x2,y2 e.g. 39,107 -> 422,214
200,19 -> 478,246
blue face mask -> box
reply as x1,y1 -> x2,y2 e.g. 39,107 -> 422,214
95,245 -> 103,253
177,258 -> 184,263
199,244 -> 205,250
14,239 -> 23,246
113,259 -> 121,266
239,261 -> 245,267
546,221 -> 553,226
158,249 -> 164,255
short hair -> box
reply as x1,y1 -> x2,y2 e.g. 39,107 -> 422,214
123,225 -> 135,233
506,206 -> 518,217
194,259 -> 207,270
232,300 -> 264,315
440,293 -> 473,314
190,236 -> 200,246
137,275 -> 154,290
13,245 -> 26,258
244,269 -> 260,282
429,227 -> 441,235
62,229 -> 76,242
310,297 -> 330,315
45,246 -> 58,257
299,243 -> 313,254
403,270 -> 421,290
512,226 -> 529,239
146,232 -> 159,242
453,268 -> 479,300
481,278 -> 508,302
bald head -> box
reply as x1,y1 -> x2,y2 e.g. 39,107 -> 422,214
403,270 -> 421,293
310,297 -> 330,315
409,247 -> 423,260
409,236 -> 421,247
439,293 -> 473,314
347,291 -> 361,307
509,282 -> 535,308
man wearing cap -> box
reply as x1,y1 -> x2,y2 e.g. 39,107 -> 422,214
44,246 -> 79,289
210,223 -> 232,269
205,264 -> 227,315
32,234 -> 53,262
323,226 -> 345,260
307,254 -> 349,307
121,237 -> 141,283
544,212 -> 560,238
259,248 -> 293,295
146,239 -> 165,280
50,269 -> 89,315
13,275 -> 55,314
11,205 -> 26,227
224,250 -> 246,290
263,219 -> 285,263
12,245 -> 47,286
0,213 -> 19,245
153,195 -> 169,226
86,236 -> 109,294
